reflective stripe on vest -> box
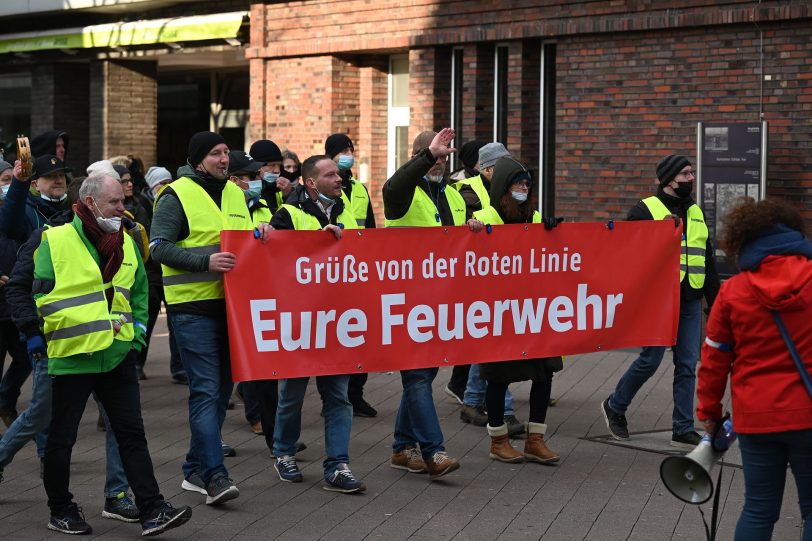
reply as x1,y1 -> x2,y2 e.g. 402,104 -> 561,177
159,177 -> 253,305
384,186 -> 466,227
279,202 -> 359,231
453,175 -> 490,209
472,206 -> 541,225
642,196 -> 708,289
35,224 -> 138,359
347,178 -> 371,227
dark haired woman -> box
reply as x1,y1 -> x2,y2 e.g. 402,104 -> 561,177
467,156 -> 563,464
697,197 -> 812,541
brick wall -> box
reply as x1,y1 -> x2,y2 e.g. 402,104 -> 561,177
89,60 -> 158,166
31,63 -> 90,169
554,19 -> 812,221
358,58 -> 389,225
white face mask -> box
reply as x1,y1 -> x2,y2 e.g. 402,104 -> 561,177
426,174 -> 444,183
510,191 -> 528,203
93,201 -> 122,233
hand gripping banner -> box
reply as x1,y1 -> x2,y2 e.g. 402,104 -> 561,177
223,221 -> 681,381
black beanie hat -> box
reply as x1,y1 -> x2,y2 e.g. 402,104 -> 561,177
656,154 -> 692,186
460,140 -> 487,169
324,133 -> 354,159
249,140 -> 282,164
188,131 -> 226,167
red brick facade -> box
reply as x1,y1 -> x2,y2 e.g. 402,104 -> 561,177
248,0 -> 812,224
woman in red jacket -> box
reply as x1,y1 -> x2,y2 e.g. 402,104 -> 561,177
697,198 -> 812,541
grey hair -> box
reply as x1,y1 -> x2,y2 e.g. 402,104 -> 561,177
79,174 -> 113,201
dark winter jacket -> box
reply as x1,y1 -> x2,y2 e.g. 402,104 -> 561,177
0,176 -> 72,242
382,148 -> 458,226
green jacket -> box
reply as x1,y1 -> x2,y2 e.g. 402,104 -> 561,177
34,215 -> 148,375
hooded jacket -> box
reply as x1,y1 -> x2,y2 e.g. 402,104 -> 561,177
30,130 -> 69,162
696,225 -> 812,433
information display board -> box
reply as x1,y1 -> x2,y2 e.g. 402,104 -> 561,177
697,121 -> 767,277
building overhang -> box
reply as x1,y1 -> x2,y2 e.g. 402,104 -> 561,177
0,11 -> 247,55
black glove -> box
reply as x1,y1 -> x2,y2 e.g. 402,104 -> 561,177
542,216 -> 564,230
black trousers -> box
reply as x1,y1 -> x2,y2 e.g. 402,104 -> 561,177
448,364 -> 470,390
347,373 -> 368,402
44,351 -> 163,519
485,377 -> 553,427
0,319 -> 31,411
254,379 -> 279,452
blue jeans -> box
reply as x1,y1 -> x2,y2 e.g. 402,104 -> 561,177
0,356 -> 129,498
463,363 -> 514,415
274,375 -> 351,478
393,368 -> 445,460
170,312 -> 232,484
608,298 -> 701,434
735,430 -> 812,541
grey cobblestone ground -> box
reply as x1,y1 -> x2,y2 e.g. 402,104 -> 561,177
0,316 -> 804,540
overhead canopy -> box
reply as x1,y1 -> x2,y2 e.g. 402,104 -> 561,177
0,11 -> 247,54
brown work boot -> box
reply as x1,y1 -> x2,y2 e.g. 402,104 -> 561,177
524,422 -> 559,464
487,424 -> 524,463
391,446 -> 427,473
425,451 -> 460,480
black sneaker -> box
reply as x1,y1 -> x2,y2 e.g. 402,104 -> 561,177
205,474 -> 239,505
221,440 -> 236,457
181,471 -> 207,495
351,398 -> 378,418
504,415 -> 525,437
141,501 -> 192,537
48,503 -> 93,535
171,373 -> 188,385
324,464 -> 366,494
600,398 -> 629,440
460,405 -> 488,426
671,430 -> 702,448
102,492 -> 139,523
444,384 -> 464,405
275,455 -> 303,483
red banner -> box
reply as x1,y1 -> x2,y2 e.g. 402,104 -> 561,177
223,221 -> 681,381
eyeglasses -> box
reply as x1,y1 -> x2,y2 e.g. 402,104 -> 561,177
511,181 -> 530,190
676,170 -> 696,179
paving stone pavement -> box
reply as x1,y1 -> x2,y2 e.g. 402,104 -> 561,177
0,315 -> 805,540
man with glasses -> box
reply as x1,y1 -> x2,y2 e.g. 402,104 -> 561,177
601,154 -> 720,448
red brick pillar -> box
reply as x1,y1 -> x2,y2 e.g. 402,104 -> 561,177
89,60 -> 157,166
461,43 -> 494,143
408,47 -> 451,142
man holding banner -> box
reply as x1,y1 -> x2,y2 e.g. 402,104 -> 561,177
150,132 -> 268,505
381,128 -> 464,480
267,154 -> 366,494
601,154 -> 720,447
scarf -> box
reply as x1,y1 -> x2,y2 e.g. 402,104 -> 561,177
74,201 -> 124,307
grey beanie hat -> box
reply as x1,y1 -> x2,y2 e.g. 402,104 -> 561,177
0,160 -> 12,174
145,166 -> 172,189
478,142 -> 510,169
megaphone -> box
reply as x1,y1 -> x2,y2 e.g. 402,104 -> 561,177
660,418 -> 737,505
659,436 -> 721,504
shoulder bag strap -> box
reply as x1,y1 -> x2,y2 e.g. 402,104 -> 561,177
771,310 -> 812,400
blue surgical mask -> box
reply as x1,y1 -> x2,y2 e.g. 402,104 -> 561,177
0,184 -> 9,199
317,191 -> 337,205
511,191 -> 528,203
262,172 -> 279,184
244,179 -> 262,199
426,174 -> 444,183
337,155 -> 354,171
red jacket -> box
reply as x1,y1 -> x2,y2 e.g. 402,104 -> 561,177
697,255 -> 812,434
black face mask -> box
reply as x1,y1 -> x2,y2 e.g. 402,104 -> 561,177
280,168 -> 300,181
674,181 -> 693,198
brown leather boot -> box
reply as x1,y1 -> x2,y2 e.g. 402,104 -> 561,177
487,424 -> 524,463
524,422 -> 559,464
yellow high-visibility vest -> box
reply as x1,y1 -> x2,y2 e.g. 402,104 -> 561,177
384,185 -> 466,227
35,224 -> 138,359
278,200 -> 359,231
642,196 -> 708,289
159,177 -> 253,305
345,178 -> 371,227
453,175 -> 490,209
472,206 -> 541,225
